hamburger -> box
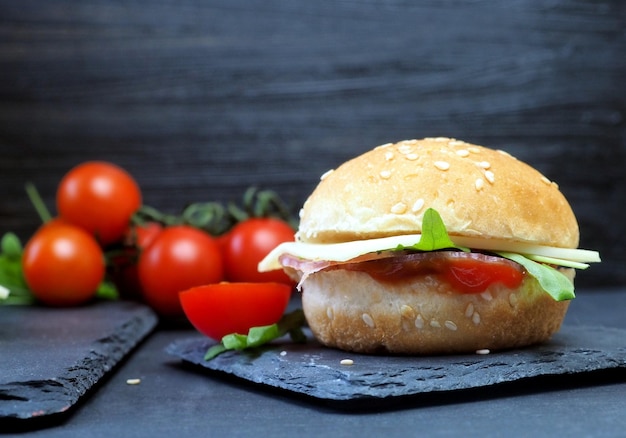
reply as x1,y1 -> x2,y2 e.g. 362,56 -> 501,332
259,137 -> 600,354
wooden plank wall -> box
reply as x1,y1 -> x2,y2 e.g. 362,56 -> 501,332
1,0 -> 624,288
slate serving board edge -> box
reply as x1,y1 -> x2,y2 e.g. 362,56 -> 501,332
167,325 -> 626,409
0,304 -> 158,423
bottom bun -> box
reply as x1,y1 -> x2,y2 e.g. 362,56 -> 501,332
301,269 -> 573,355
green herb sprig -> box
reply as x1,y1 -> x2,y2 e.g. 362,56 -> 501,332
205,309 -> 307,360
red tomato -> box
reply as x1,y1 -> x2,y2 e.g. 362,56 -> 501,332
56,161 -> 142,246
22,222 -> 105,306
108,222 -> 163,300
138,226 -> 224,317
442,257 -> 525,294
179,282 -> 292,340
222,218 -> 295,284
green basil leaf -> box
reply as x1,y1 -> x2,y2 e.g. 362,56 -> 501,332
222,333 -> 249,350
0,234 -> 34,305
205,309 -> 307,360
96,280 -> 119,300
204,344 -> 228,360
1,233 -> 22,259
497,252 -> 575,301
247,324 -> 280,347
395,208 -> 467,252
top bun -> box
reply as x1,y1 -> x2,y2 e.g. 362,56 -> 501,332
298,137 -> 579,248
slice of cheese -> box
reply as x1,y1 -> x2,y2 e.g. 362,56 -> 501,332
258,234 -> 601,272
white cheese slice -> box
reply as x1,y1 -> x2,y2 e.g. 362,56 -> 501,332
258,234 -> 601,272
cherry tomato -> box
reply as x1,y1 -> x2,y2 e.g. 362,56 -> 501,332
179,282 -> 292,340
442,257 -> 525,294
222,218 -> 295,284
56,161 -> 142,246
22,222 -> 105,306
108,222 -> 163,300
138,225 -> 224,317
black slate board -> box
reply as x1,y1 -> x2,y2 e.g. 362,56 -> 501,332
0,301 -> 158,424
167,325 -> 626,408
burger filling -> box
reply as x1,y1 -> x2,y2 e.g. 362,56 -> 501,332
280,250 -> 526,295
260,208 -> 600,302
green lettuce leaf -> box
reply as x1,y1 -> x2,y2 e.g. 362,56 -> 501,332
496,252 -> 575,301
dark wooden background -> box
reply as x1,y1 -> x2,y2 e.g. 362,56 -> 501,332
1,1 -> 624,288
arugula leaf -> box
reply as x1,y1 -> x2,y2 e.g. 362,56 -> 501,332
496,252 -> 575,301
204,309 -> 307,360
395,208 -> 467,252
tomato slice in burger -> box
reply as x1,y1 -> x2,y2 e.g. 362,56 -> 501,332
334,250 -> 525,294
179,282 -> 292,341
442,256 -> 525,294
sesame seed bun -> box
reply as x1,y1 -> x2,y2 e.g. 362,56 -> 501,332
289,138 -> 579,355
298,137 -> 579,249
301,268 -> 573,355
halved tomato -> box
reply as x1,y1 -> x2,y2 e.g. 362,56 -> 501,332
179,282 -> 292,340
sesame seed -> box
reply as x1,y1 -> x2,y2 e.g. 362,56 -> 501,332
376,142 -> 393,149
405,153 -> 418,161
468,147 -> 481,154
340,359 -> 354,366
434,161 -> 450,171
430,319 -> 441,328
362,313 -> 375,328
541,176 -> 552,185
465,303 -> 475,318
477,161 -> 491,169
434,137 -> 449,142
391,202 -> 407,214
472,312 -> 481,325
476,349 -> 491,355
411,198 -> 425,213
475,178 -> 484,191
384,151 -> 394,161
320,169 -> 334,180
326,306 -> 334,320
415,314 -> 424,329
444,320 -> 458,331
397,144 -> 413,154
480,291 -> 493,301
509,293 -> 518,307
497,149 -> 512,157
484,170 -> 495,184
126,378 -> 141,385
400,304 -> 415,319
380,170 -> 392,179
280,350 -> 287,356
456,149 -> 470,157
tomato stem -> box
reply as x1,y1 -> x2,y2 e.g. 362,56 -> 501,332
25,182 -> 52,223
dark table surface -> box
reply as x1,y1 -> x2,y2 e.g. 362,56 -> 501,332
4,288 -> 625,438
